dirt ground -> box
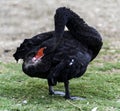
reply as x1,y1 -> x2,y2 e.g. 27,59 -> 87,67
0,0 -> 120,62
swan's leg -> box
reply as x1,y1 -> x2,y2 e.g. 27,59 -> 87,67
64,80 -> 86,100
48,85 -> 54,95
64,80 -> 71,99
48,84 -> 65,96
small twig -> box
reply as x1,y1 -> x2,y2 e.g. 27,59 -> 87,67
66,100 -> 83,111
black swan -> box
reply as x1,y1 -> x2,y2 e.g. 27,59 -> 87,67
13,7 -> 103,100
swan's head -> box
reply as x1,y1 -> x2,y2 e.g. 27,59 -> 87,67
22,47 -> 51,75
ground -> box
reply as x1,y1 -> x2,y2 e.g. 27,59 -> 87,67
0,0 -> 120,111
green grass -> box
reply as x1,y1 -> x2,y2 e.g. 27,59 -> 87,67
0,43 -> 120,111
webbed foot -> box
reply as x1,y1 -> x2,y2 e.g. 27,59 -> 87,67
65,96 -> 86,100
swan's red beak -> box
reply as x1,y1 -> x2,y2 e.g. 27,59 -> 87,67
32,47 -> 46,61
35,47 -> 45,59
